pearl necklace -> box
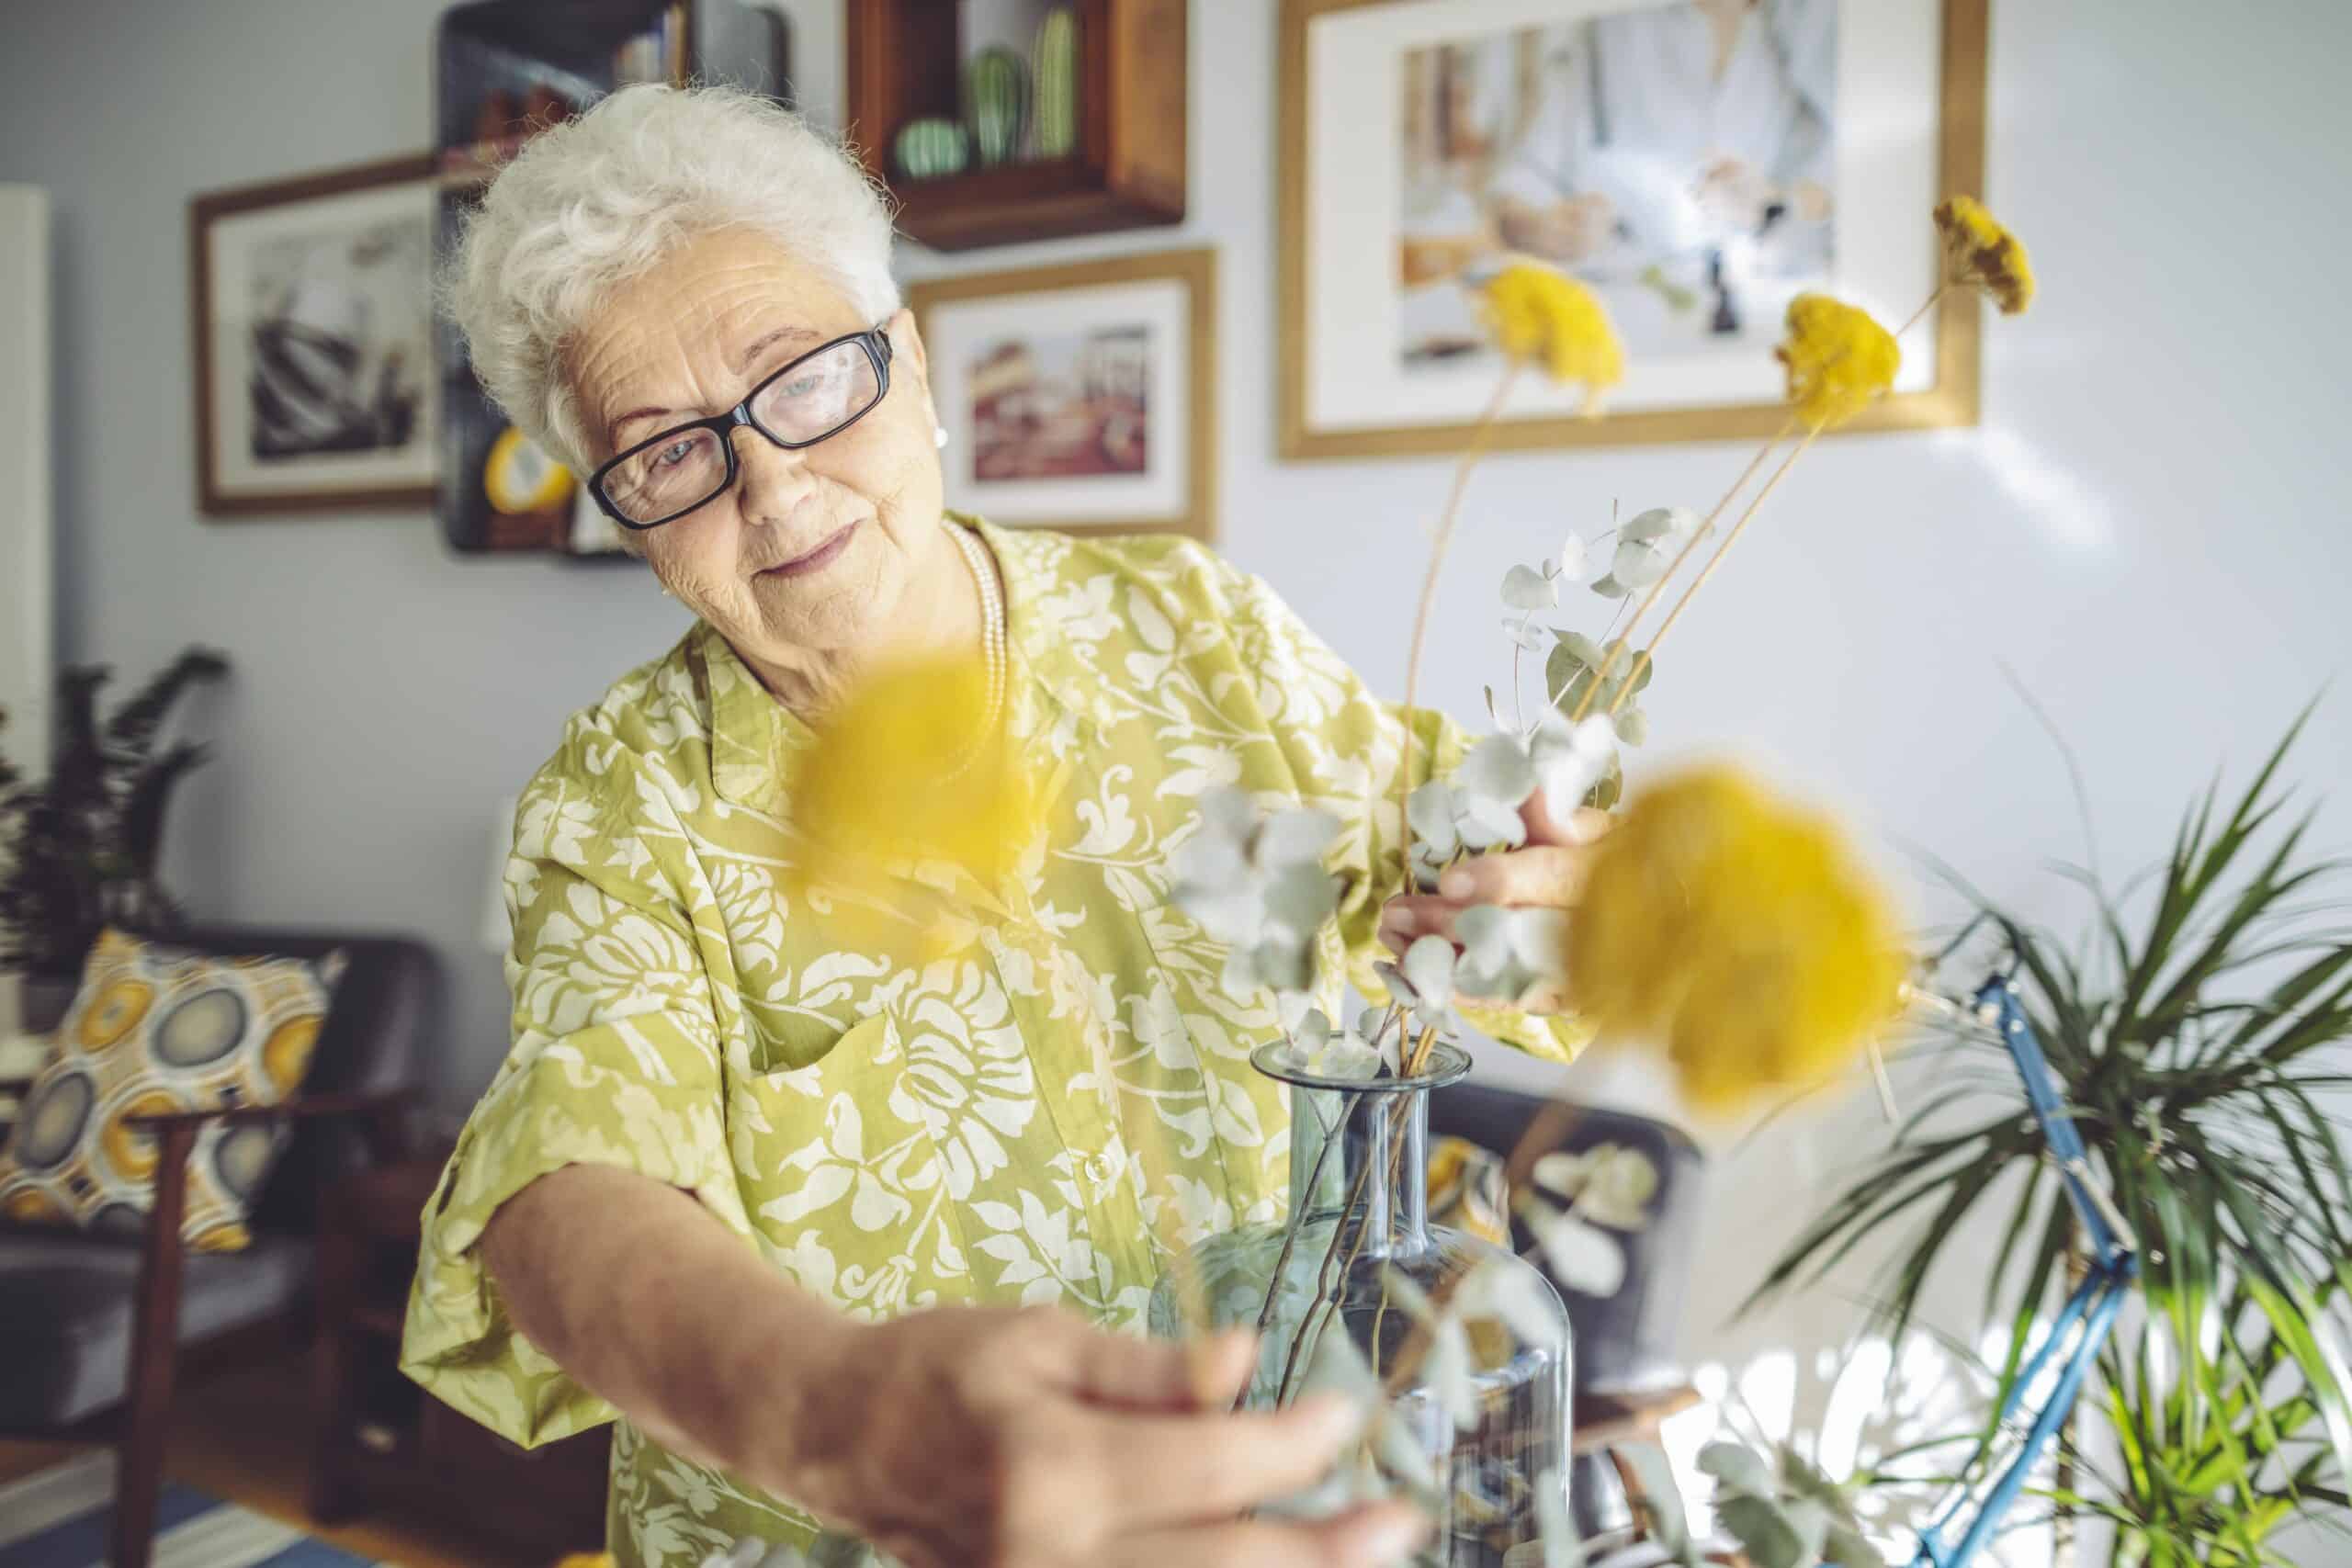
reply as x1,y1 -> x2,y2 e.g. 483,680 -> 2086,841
946,521 -> 1007,739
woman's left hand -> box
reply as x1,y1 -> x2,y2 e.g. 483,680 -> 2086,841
1376,793 -> 1610,1014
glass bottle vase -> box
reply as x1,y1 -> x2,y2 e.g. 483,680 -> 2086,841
1148,1041 -> 1572,1565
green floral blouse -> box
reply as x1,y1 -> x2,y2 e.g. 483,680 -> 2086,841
401,518 -> 1587,1565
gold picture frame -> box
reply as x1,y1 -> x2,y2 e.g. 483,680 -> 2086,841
907,247 -> 1217,541
1278,0 -> 1989,460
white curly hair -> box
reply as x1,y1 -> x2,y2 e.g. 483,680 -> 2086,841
444,84 -> 901,473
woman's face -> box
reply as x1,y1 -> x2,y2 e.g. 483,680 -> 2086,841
567,228 -> 945,669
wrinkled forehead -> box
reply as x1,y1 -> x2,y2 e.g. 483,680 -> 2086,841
566,229 -> 867,457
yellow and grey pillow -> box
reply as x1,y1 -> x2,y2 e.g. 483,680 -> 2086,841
0,930 -> 345,1251
1428,1134 -> 1512,1247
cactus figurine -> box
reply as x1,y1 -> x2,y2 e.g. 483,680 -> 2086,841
894,117 -> 970,181
965,47 -> 1031,167
1031,9 -> 1078,158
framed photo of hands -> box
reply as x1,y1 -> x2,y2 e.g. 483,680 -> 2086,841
1278,0 -> 1989,458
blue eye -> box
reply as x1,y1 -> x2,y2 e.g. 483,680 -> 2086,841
651,437 -> 699,468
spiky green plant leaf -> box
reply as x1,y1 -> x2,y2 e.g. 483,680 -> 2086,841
1753,709 -> 2351,1563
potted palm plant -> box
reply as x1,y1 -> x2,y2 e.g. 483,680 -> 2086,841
1749,711 -> 2352,1566
0,649 -> 229,1030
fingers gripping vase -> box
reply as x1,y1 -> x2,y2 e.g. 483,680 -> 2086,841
1149,1043 -> 1572,1565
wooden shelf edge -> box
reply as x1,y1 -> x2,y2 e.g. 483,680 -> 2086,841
897,183 -> 1185,252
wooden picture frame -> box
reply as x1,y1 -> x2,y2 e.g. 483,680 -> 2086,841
908,246 -> 1216,540
190,153 -> 440,515
1278,0 -> 1989,460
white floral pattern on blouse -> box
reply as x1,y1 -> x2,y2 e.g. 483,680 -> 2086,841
401,517 -> 1588,1566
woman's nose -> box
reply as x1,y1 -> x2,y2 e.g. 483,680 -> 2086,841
729,426 -> 817,525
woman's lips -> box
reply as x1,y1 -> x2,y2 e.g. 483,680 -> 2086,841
757,522 -> 858,580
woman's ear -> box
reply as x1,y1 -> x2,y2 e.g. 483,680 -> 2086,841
888,306 -> 930,386
888,306 -> 942,434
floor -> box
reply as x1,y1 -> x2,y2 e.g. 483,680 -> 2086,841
0,1359 -> 547,1568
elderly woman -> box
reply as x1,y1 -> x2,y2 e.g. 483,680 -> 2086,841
401,85 -> 1594,1568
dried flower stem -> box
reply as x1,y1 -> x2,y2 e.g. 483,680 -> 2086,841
1399,367 -> 1522,867
1897,283 -> 1949,341
1602,428 -> 1821,716
1566,423 -> 1791,725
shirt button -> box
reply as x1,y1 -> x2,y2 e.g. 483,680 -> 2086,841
1084,1150 -> 1117,1184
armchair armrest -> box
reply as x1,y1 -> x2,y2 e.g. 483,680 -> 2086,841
118,1086 -> 419,1404
129,1088 -> 416,1161
1570,1383 -> 1702,1456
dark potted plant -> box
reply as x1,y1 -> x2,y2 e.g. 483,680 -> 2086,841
0,649 -> 229,1031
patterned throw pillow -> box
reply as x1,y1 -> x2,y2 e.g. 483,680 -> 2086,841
1427,1134 -> 1512,1247
0,930 -> 345,1251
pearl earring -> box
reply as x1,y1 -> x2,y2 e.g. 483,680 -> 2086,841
933,425 -> 950,449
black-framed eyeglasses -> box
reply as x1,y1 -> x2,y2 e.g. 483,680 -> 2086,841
587,326 -> 896,530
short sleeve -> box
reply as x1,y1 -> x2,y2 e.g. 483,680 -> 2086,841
1203,553 -> 1589,1066
400,735 -> 751,1447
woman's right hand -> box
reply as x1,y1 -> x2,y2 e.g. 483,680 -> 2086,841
776,1304 -> 1430,1568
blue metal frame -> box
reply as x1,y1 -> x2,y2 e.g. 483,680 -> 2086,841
1902,931 -> 2141,1568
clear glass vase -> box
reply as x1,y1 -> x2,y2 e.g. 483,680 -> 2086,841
1148,1041 -> 1572,1565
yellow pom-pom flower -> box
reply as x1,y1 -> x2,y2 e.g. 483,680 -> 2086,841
1476,262 -> 1626,413
1934,195 -> 2035,315
782,651 -> 1040,957
1564,766 -> 1907,1115
1775,294 -> 1901,431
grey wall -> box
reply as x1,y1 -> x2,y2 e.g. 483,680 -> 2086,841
5,2 -> 2350,1546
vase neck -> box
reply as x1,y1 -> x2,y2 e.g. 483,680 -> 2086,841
1289,1084 -> 1430,1258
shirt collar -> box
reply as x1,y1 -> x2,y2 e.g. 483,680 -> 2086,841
703,513 -> 1116,816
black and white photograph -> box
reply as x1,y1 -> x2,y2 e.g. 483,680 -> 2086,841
192,154 -> 438,513
243,218 -> 428,463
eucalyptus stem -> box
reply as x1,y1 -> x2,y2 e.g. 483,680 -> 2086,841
1249,1099 -> 1345,1332
1274,1091 -> 1395,1404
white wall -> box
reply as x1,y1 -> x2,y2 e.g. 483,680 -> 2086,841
872,11 -> 2352,1554
3,1 -> 2347,1548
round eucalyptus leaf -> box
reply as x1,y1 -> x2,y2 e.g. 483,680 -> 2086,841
1716,1495 -> 1809,1568
1502,563 -> 1558,611
1823,1521 -> 1889,1568
1697,1440 -> 1774,1496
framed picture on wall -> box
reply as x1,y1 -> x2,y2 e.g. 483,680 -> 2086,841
908,247 -> 1216,540
190,153 -> 440,514
1278,0 -> 1988,459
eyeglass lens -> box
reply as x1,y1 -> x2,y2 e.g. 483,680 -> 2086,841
597,337 -> 883,525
